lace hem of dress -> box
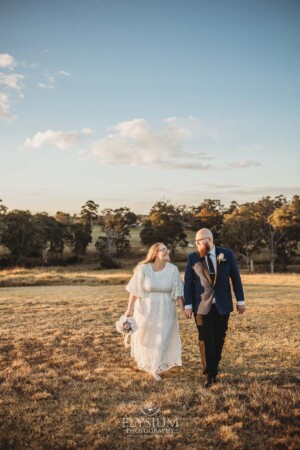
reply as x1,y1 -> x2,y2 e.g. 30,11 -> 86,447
136,362 -> 182,373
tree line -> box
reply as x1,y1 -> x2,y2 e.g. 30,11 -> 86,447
0,195 -> 299,273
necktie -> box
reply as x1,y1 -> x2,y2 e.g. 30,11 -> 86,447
207,253 -> 215,284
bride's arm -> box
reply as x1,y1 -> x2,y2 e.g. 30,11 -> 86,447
125,293 -> 138,317
176,296 -> 185,313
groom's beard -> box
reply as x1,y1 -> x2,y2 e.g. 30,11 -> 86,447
199,242 -> 211,258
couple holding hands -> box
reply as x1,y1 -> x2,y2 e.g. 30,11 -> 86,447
124,228 -> 245,388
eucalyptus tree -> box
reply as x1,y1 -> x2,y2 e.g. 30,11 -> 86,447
140,201 -> 187,258
0,210 -> 43,263
96,207 -> 137,258
191,199 -> 224,241
80,200 -> 99,230
222,202 -> 263,272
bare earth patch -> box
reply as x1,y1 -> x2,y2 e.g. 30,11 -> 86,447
0,274 -> 299,449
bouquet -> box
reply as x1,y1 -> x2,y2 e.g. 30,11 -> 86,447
115,315 -> 138,347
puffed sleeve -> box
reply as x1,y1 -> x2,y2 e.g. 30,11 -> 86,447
125,264 -> 145,298
171,265 -> 184,300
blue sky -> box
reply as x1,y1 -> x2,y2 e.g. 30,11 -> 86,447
0,0 -> 299,214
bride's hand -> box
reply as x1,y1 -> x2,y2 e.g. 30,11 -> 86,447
125,310 -> 132,317
184,309 -> 192,319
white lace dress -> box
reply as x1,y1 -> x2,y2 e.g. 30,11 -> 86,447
126,262 -> 183,373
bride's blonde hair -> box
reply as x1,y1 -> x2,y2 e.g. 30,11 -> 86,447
134,242 -> 165,271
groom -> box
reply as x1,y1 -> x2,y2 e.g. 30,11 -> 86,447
184,228 -> 245,388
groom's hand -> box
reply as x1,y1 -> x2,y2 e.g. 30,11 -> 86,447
184,309 -> 192,319
236,304 -> 246,314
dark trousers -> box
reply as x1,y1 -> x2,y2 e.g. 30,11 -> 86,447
194,304 -> 230,379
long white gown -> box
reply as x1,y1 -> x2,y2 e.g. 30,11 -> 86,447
126,262 -> 183,373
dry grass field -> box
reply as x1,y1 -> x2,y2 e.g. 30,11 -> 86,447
0,274 -> 299,449
0,267 -> 132,288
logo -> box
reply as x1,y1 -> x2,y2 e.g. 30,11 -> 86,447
139,405 -> 160,416
122,404 -> 179,436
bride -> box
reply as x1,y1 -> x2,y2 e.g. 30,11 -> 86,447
124,242 -> 184,381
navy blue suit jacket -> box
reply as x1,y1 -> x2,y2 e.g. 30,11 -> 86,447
184,246 -> 244,315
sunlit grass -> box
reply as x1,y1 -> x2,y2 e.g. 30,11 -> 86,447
0,274 -> 299,448
0,267 -> 132,287
1,266 -> 299,289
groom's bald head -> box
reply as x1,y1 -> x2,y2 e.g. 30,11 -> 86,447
196,228 -> 213,240
195,228 -> 214,257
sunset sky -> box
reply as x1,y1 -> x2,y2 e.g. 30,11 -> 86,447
1,0 -> 299,214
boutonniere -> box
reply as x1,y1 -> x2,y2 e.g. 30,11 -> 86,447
217,253 -> 227,263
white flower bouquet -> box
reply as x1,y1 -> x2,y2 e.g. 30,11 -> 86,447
116,315 -> 138,347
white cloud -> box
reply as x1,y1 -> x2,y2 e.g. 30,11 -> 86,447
91,117 -> 214,170
164,115 -> 223,141
37,83 -> 54,90
38,71 -> 71,89
0,54 -> 25,120
160,161 -> 213,170
229,159 -> 261,168
19,61 -> 39,69
23,128 -> 93,150
58,70 -> 71,76
0,72 -> 24,91
0,93 -> 15,120
38,73 -> 56,89
0,53 -> 16,69
81,128 -> 93,136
